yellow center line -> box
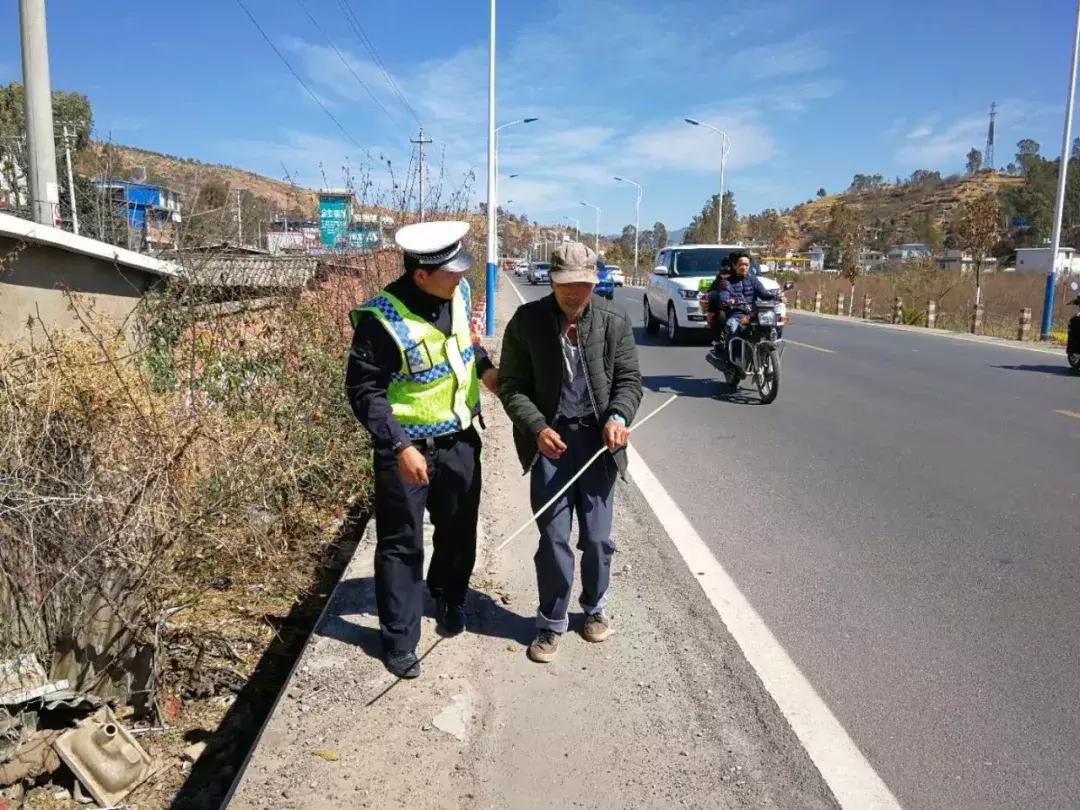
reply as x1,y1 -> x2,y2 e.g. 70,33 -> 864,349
1054,409 -> 1080,421
785,339 -> 835,354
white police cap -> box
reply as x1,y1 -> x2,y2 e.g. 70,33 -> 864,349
395,220 -> 472,273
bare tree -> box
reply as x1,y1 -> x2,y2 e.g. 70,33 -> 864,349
954,191 -> 1003,308
829,200 -> 864,314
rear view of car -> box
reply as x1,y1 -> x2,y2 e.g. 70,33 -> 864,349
595,263 -> 615,300
528,262 -> 550,285
606,265 -> 625,286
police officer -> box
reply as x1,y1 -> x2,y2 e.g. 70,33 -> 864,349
345,220 -> 497,679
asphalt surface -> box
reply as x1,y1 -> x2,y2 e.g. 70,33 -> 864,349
508,273 -> 1080,810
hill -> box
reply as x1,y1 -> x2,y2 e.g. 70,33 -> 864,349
782,172 -> 1024,249
76,142 -> 319,215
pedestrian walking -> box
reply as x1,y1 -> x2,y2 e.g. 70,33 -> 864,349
498,241 -> 642,663
345,220 -> 498,679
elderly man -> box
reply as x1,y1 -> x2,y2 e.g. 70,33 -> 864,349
498,242 -> 642,663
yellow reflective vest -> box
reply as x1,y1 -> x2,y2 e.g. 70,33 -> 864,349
350,281 -> 480,440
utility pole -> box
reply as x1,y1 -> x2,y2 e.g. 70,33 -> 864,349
19,0 -> 59,226
484,0 -> 497,336
410,127 -> 433,222
236,189 -> 243,245
1041,0 -> 1080,340
60,124 -> 78,235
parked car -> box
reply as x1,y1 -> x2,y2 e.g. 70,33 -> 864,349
527,261 -> 550,285
643,244 -> 785,343
606,265 -> 625,286
595,262 -> 615,300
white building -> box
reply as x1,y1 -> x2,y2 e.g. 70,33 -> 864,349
1014,247 -> 1080,274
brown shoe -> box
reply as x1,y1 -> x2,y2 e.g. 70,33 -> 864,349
527,629 -> 561,663
582,611 -> 612,643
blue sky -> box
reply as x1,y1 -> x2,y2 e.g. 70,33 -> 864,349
0,0 -> 1076,231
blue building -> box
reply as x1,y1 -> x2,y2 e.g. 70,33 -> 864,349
92,179 -> 182,251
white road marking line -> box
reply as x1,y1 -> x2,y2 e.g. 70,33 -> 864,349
785,339 -> 836,354
1055,408 -> 1080,420
507,276 -> 526,304
626,444 -> 901,809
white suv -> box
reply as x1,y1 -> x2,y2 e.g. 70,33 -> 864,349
644,244 -> 784,343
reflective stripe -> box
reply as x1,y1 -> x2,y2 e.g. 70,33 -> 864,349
350,281 -> 480,439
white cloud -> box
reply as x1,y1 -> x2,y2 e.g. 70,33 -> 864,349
894,100 -> 1049,169
223,0 -> 839,222
729,31 -> 832,79
624,115 -> 776,173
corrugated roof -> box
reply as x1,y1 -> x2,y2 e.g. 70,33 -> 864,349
0,212 -> 180,277
179,255 -> 321,288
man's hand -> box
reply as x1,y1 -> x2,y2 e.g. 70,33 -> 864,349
480,367 -> 499,394
537,427 -> 567,460
603,418 -> 630,451
397,446 -> 430,486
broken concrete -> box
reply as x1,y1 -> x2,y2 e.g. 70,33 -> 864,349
430,693 -> 471,742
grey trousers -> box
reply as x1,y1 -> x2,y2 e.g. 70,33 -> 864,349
530,422 -> 617,633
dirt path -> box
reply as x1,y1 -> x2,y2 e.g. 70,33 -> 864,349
225,279 -> 837,809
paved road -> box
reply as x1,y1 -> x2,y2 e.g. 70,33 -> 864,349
507,274 -> 1080,810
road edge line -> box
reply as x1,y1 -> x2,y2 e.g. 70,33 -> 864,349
626,444 -> 901,809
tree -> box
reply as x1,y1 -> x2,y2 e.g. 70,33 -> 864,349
653,221 -> 668,249
744,208 -> 787,254
912,211 -> 943,250
1016,139 -> 1041,176
816,188 -> 827,198
0,81 -> 93,223
828,200 -> 864,313
953,191 -> 1004,309
720,191 -> 738,241
965,148 -> 983,176
1072,137 -> 1080,161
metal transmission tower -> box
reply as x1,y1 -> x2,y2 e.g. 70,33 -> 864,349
985,102 -> 997,171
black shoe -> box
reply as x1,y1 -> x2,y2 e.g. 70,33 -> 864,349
435,597 -> 467,636
385,650 -> 420,679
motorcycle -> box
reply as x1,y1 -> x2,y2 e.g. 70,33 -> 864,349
1068,280 -> 1080,373
705,281 -> 795,404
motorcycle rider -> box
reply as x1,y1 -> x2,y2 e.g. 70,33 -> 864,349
704,250 -> 778,348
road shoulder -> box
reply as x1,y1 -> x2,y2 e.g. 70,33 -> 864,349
226,277 -> 839,810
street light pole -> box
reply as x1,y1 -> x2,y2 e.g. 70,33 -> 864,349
615,176 -> 643,284
19,0 -> 59,226
685,118 -> 731,243
580,201 -> 601,255
493,117 -> 538,244
485,0 -> 497,336
1041,0 -> 1080,340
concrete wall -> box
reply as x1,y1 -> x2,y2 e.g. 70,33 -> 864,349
0,235 -> 165,346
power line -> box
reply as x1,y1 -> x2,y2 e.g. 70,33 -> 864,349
335,0 -> 422,125
233,0 -> 364,150
292,0 -> 402,129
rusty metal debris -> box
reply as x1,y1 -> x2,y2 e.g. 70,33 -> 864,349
53,705 -> 152,808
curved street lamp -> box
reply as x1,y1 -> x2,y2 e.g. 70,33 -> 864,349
684,118 -> 731,243
580,201 -> 601,255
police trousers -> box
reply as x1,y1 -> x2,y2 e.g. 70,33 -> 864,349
373,427 -> 481,654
